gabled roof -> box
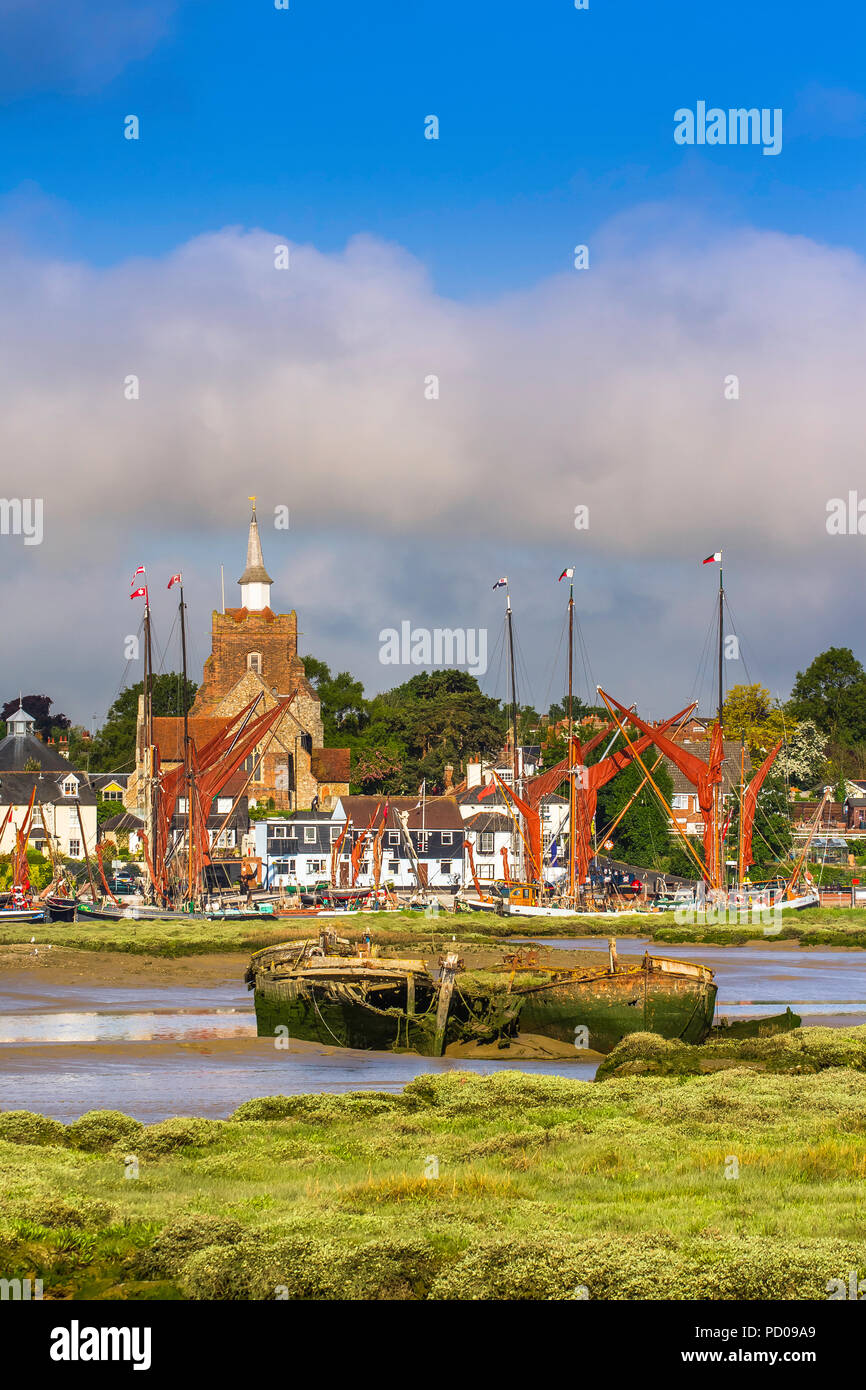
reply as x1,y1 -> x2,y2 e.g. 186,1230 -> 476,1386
0,772 -> 98,806
663,741 -> 753,797
336,795 -> 464,832
0,730 -> 74,772
463,812 -> 512,834
102,811 -> 144,832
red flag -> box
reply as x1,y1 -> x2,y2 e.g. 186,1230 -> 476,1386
702,552 -> 722,565
130,587 -> 147,600
558,567 -> 574,581
167,573 -> 182,589
131,565 -> 145,581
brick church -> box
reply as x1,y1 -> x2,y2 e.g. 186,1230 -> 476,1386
132,503 -> 350,812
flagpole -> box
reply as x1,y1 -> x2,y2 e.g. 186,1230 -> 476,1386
567,574 -> 575,904
505,582 -> 520,879
177,576 -> 196,906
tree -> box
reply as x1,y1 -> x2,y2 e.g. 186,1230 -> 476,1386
779,719 -> 827,791
87,674 -> 198,772
303,656 -> 369,739
722,684 -> 787,763
0,694 -> 71,740
789,648 -> 866,745
595,757 -> 675,870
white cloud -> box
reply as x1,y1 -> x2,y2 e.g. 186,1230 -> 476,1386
1,207 -> 865,721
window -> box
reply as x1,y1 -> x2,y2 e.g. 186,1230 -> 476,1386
304,826 -> 316,843
247,652 -> 263,674
479,864 -> 494,880
672,794 -> 688,810
289,859 -> 296,873
102,789 -> 123,802
387,859 -> 399,873
216,797 -> 232,814
440,861 -> 452,876
417,833 -> 429,852
242,752 -> 263,782
69,838 -> 81,856
307,859 -> 325,873
481,832 -> 494,854
272,824 -> 287,839
177,798 -> 188,813
441,831 -> 452,845
388,830 -> 399,845
330,825 -> 340,841
62,779 -> 78,797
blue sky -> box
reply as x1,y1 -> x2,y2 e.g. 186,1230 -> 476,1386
5,0 -> 866,293
2,0 -> 866,726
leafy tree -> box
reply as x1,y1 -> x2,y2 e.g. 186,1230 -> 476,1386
595,757 -> 675,870
0,694 -> 70,740
779,719 -> 827,791
303,657 -> 369,738
87,674 -> 198,772
789,648 -> 866,745
722,684 -> 787,763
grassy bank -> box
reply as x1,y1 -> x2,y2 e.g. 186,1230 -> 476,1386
5,905 -> 866,957
2,1031 -> 866,1300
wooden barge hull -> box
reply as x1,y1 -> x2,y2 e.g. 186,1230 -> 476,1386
517,957 -> 717,1053
251,972 -> 521,1055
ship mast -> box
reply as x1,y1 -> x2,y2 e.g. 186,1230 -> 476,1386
177,574 -> 196,906
567,573 -> 576,904
505,582 -> 522,879
716,557 -> 724,891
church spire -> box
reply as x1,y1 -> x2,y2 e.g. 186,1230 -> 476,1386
237,496 -> 273,611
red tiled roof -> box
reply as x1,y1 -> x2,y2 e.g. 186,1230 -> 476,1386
152,716 -> 226,762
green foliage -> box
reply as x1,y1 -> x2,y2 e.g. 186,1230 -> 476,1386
789,647 -> 866,746
303,657 -> 506,794
134,1118 -> 225,1157
66,1110 -> 144,1152
595,756 -> 675,870
0,1111 -> 68,1146
86,674 -> 197,773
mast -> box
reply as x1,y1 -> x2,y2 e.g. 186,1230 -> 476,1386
505,582 -> 521,877
715,556 -> 724,891
177,574 -> 195,905
737,740 -> 746,887
567,573 -> 575,903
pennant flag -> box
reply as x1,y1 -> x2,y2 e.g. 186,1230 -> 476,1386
492,577 -> 508,589
167,573 -> 182,589
558,567 -> 574,582
702,552 -> 722,565
131,565 -> 145,582
130,587 -> 147,600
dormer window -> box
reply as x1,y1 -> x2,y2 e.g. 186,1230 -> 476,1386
247,652 -> 263,674
62,778 -> 78,797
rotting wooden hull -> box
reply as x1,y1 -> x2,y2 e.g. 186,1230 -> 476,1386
517,956 -> 717,1053
248,956 -> 522,1056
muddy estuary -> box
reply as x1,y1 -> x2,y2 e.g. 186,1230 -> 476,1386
1,938 -> 863,1120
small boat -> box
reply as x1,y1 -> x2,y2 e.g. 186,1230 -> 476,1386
0,907 -> 46,923
44,896 -> 77,922
76,902 -> 203,922
245,933 -> 521,1055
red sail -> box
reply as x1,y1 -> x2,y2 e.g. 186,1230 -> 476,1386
740,738 -> 783,872
601,692 -> 725,877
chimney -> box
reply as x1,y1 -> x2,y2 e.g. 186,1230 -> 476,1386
466,761 -> 481,789
443,763 -> 454,792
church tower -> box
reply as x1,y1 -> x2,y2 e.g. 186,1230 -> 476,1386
179,501 -> 349,810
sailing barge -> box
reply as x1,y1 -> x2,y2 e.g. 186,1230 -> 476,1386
245,932 -> 717,1055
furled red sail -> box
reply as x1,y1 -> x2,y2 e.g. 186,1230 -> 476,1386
600,692 -> 725,880
740,738 -> 783,872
